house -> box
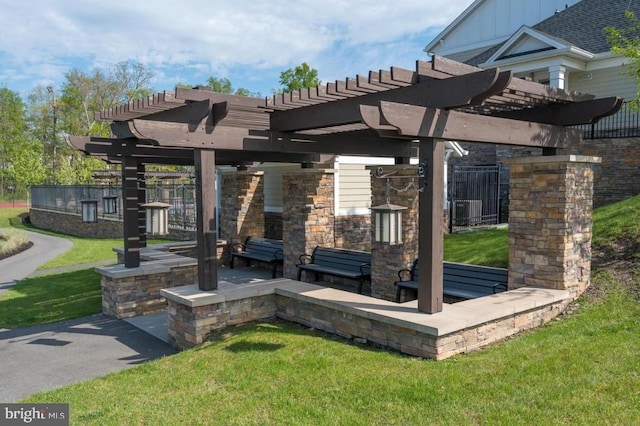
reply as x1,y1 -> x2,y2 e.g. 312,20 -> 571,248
425,0 -> 640,208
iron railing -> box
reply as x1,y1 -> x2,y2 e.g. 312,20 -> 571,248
30,184 -> 197,230
449,165 -> 501,233
576,101 -> 640,139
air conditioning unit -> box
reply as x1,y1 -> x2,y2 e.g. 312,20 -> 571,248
453,200 -> 482,226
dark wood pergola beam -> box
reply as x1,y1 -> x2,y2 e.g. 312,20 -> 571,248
110,121 -> 414,157
491,97 -> 623,125
69,136 -> 322,164
270,69 -> 510,132
369,101 -> 582,148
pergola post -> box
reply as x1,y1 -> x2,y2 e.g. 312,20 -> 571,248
195,149 -> 218,291
121,153 -> 140,268
137,163 -> 147,248
417,138 -> 445,314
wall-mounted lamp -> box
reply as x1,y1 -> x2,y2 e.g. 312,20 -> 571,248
371,203 -> 406,245
81,199 -> 98,223
141,201 -> 171,235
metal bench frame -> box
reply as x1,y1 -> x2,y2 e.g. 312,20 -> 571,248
394,259 -> 508,303
229,236 -> 284,278
296,246 -> 371,294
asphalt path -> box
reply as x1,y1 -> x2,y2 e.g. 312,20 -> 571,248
0,230 -> 73,296
0,314 -> 176,402
0,225 -> 177,402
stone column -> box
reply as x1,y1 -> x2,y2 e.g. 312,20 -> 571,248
368,166 -> 420,301
506,155 -> 600,297
282,169 -> 335,279
220,170 -> 265,245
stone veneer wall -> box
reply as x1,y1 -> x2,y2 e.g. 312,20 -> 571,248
368,166 -> 420,301
30,208 -> 123,238
559,137 -> 640,207
99,260 -> 197,319
219,171 -> 265,245
29,208 -> 195,240
334,215 -> 371,251
163,282 -> 572,360
264,211 -> 283,239
507,156 -> 598,296
168,295 -> 276,348
282,169 -> 335,279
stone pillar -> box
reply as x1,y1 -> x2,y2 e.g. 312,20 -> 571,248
506,155 -> 600,297
282,169 -> 335,279
368,166 -> 420,301
220,170 -> 265,245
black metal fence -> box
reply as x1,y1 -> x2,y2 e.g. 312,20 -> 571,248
31,184 -> 197,230
449,166 -> 501,232
577,101 -> 640,139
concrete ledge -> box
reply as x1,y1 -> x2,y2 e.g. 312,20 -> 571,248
97,262 -> 170,278
505,155 -> 602,165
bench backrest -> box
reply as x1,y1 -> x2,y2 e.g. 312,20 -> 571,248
410,259 -> 507,294
244,237 -> 284,259
311,247 -> 371,274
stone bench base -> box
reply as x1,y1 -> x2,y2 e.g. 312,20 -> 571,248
97,254 -> 197,319
161,280 -> 572,360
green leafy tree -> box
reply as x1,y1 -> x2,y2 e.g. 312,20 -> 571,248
278,62 -> 320,92
0,88 -> 32,195
176,77 -> 259,97
605,10 -> 640,110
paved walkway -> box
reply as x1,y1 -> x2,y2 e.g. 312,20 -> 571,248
0,230 -> 73,296
0,228 -> 178,402
0,314 -> 177,402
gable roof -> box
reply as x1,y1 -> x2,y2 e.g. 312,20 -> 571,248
467,0 -> 640,66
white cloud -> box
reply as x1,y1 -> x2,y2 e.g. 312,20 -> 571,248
0,0 -> 474,95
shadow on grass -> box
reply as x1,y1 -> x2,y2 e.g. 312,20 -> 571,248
0,268 -> 102,329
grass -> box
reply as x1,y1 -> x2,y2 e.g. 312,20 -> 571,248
0,207 -> 173,269
0,268 -> 102,328
21,272 -> 640,424
5,197 -> 640,423
444,226 -> 508,267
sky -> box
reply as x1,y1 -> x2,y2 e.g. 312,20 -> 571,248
0,0 -> 474,99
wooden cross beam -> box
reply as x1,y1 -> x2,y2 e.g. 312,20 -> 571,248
363,102 -> 583,148
270,69 -> 511,132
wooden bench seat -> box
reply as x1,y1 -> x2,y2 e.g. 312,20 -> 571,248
229,237 -> 284,278
296,246 -> 371,294
394,259 -> 508,303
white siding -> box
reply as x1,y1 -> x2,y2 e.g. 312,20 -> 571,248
251,163 -> 300,211
337,164 -> 371,215
569,67 -> 637,100
431,0 -> 580,58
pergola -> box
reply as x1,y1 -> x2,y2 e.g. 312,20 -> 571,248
69,56 -> 621,314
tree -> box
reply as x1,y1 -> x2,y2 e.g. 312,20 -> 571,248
0,88 -> 31,196
176,77 -> 259,97
278,62 -> 321,92
605,10 -> 640,110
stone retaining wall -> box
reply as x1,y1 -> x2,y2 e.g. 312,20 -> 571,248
162,280 -> 572,360
30,208 -> 123,238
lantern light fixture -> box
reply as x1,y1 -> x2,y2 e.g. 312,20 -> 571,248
141,201 -> 171,236
81,199 -> 98,223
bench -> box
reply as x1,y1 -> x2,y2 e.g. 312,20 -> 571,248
394,259 -> 508,303
297,246 -> 371,294
229,237 -> 284,278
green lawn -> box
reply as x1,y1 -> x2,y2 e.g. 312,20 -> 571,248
0,207 -> 172,269
4,198 -> 640,424
0,268 -> 102,328
22,271 -> 640,424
